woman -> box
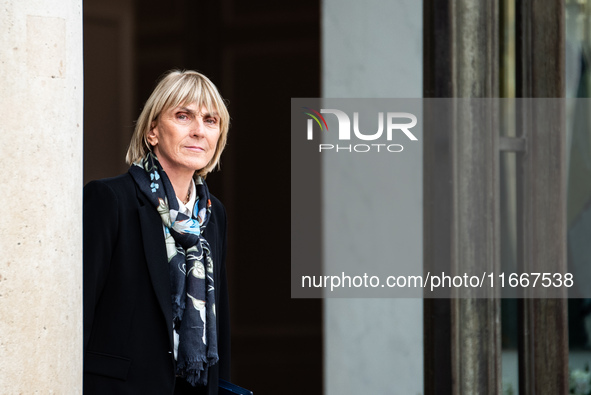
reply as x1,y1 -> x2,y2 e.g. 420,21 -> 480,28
83,70 -> 231,395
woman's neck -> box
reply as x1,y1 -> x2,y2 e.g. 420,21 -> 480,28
167,171 -> 193,204
155,156 -> 194,203
152,148 -> 195,203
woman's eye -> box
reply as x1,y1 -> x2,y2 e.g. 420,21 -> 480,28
205,117 -> 218,125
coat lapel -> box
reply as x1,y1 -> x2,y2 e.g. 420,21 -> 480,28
137,197 -> 174,350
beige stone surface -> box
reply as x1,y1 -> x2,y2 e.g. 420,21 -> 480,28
322,1 -> 424,394
0,0 -> 83,393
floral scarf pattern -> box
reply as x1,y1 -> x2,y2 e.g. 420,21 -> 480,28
129,152 -> 218,386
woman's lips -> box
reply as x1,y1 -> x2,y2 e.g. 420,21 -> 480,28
185,146 -> 204,152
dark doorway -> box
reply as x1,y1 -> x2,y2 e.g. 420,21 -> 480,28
84,0 -> 322,393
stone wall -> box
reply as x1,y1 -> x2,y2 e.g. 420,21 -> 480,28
0,0 -> 83,392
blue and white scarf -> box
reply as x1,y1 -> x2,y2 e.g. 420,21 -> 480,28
129,152 -> 218,386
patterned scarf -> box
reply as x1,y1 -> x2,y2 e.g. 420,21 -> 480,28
129,152 -> 218,386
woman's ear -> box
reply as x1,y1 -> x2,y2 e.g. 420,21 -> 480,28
147,122 -> 158,146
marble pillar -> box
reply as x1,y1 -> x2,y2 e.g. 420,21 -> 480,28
0,0 -> 83,392
322,0 -> 423,394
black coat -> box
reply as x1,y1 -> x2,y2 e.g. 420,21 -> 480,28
83,172 -> 231,394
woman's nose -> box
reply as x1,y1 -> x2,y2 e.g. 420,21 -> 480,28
191,118 -> 204,136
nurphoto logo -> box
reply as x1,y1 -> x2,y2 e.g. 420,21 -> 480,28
303,107 -> 418,153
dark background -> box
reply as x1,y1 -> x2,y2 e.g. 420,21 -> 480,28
83,0 -> 322,392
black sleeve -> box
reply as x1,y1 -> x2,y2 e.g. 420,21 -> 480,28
216,201 -> 231,381
83,180 -> 119,351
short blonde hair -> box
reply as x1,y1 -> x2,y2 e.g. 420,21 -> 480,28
126,70 -> 230,178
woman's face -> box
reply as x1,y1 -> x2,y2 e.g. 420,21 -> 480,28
148,102 -> 220,177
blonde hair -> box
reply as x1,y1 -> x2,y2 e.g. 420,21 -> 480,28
126,70 -> 230,178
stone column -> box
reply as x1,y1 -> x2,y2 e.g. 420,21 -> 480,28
0,0 -> 83,392
322,1 -> 423,394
